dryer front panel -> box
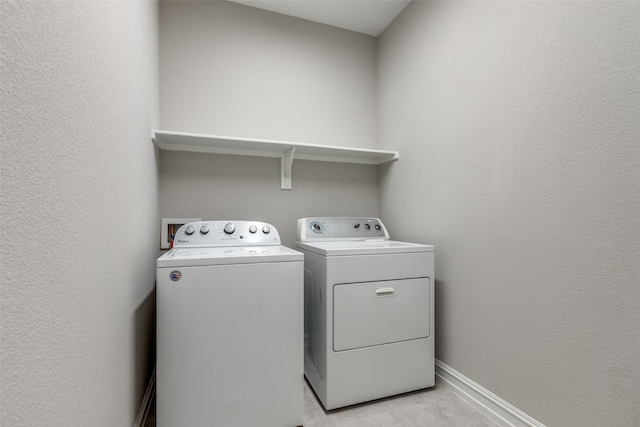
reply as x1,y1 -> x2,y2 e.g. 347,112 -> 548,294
333,277 -> 430,351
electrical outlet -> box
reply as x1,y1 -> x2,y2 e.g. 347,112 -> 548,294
161,218 -> 201,249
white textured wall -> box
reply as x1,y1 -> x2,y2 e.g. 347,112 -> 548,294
159,152 -> 379,246
160,1 -> 377,148
378,2 -> 640,426
159,1 -> 379,244
1,1 -> 159,425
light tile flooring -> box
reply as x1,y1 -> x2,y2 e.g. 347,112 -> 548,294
146,378 -> 498,426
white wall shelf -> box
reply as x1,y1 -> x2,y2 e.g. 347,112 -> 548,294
152,130 -> 399,190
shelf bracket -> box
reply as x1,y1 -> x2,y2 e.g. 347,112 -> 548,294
280,146 -> 296,190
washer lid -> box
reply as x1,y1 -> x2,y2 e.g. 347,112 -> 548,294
157,245 -> 303,267
295,240 -> 433,256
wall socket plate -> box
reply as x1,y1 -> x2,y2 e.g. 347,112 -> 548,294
161,217 -> 201,249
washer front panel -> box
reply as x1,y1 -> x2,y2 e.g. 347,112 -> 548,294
157,261 -> 303,426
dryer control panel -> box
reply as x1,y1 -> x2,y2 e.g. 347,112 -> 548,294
173,221 -> 281,248
297,217 -> 389,242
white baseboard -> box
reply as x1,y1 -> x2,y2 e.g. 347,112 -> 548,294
133,366 -> 156,427
435,360 -> 545,427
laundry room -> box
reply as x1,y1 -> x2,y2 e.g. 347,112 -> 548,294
1,1 -> 638,427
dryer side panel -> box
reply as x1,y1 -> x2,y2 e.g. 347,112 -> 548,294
299,249 -> 329,405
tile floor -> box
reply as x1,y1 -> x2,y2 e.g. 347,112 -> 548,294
146,378 -> 498,426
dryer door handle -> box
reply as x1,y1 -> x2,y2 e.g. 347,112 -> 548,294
375,287 -> 395,297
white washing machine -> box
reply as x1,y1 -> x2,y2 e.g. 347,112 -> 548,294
296,217 -> 435,410
156,221 -> 303,427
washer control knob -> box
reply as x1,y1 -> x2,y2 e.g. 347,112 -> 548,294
375,224 -> 381,231
200,225 -> 209,234
249,225 -> 258,234
262,225 -> 271,234
364,224 -> 371,230
223,223 -> 236,234
184,225 -> 195,235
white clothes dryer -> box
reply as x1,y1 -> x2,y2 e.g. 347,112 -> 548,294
157,221 -> 303,427
296,217 -> 435,410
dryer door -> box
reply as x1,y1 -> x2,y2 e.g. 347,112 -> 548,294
333,277 -> 430,352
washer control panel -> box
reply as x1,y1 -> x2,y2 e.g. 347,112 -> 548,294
173,221 -> 280,248
297,217 -> 389,242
